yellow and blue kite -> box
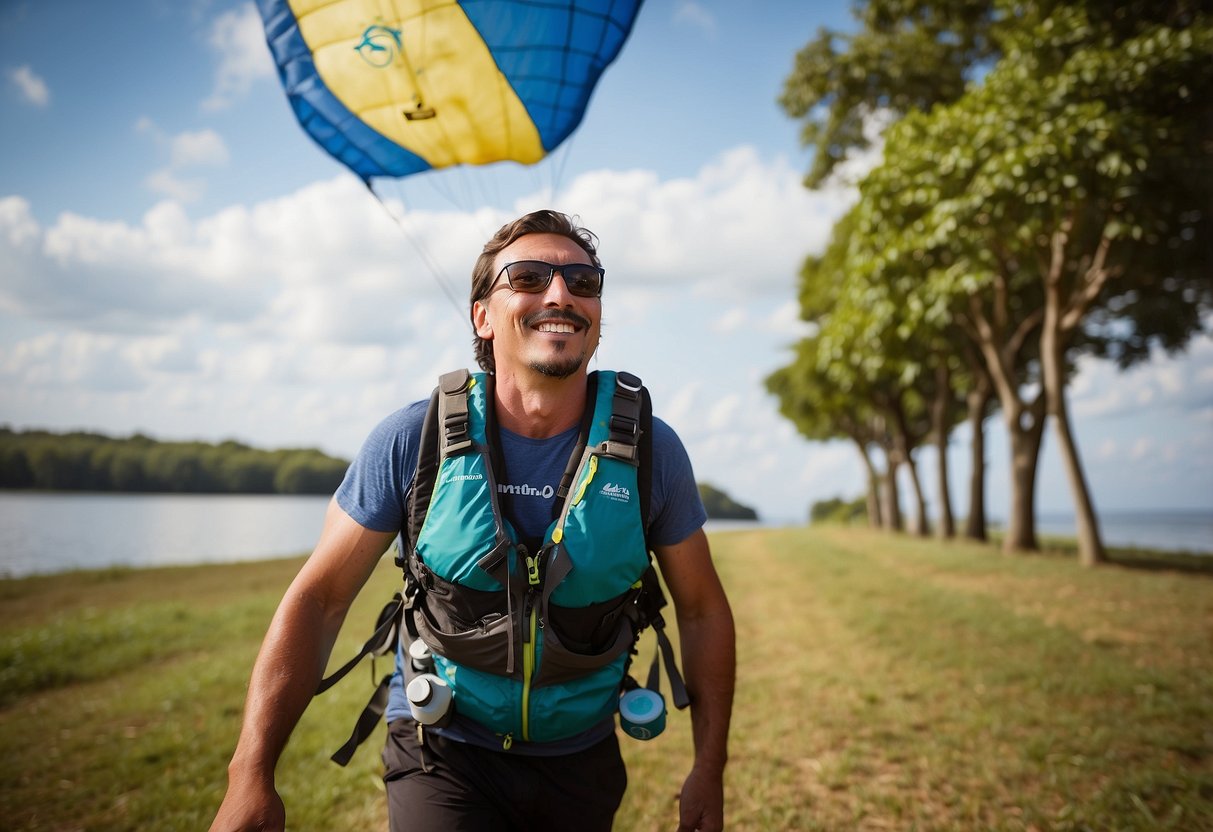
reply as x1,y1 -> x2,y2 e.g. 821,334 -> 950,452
256,0 -> 644,182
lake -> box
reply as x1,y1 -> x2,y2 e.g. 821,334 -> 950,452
0,492 -> 331,578
0,493 -> 1209,578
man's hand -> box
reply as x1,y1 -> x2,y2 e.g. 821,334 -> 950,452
209,774 -> 285,832
678,764 -> 725,832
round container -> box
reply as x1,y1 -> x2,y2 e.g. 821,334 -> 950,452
619,688 -> 666,740
406,673 -> 453,726
407,639 -> 434,673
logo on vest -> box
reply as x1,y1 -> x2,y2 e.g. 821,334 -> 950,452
446,472 -> 484,483
498,482 -> 556,500
600,483 -> 631,503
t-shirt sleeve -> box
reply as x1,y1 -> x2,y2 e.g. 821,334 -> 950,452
646,416 -> 708,547
335,400 -> 428,533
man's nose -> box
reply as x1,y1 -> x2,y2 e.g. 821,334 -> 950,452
540,270 -> 576,304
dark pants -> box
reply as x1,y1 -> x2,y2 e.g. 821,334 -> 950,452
383,720 -> 628,832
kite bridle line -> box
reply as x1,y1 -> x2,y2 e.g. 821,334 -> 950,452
365,179 -> 473,333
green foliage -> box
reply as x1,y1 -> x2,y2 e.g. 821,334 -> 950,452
698,483 -> 759,521
0,427 -> 349,495
780,0 -> 1000,187
832,2 -> 1212,365
773,1 -> 1213,550
810,495 -> 869,524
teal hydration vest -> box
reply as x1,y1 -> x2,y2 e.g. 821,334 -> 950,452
318,369 -> 688,763
408,369 -> 660,744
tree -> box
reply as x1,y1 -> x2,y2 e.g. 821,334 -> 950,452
774,209 -> 978,538
780,1 -> 1213,565
767,337 -> 890,531
780,0 -> 1001,187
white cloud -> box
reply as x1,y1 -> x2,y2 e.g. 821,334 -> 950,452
144,169 -> 206,204
1129,437 -> 1153,461
711,307 -> 748,334
7,65 -> 49,107
138,121 -> 231,202
1,148 -> 858,514
171,129 -> 230,168
674,2 -> 717,36
202,4 -> 275,111
3,149 -> 1210,518
560,146 -> 853,298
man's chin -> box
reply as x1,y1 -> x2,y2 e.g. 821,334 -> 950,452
529,357 -> 584,379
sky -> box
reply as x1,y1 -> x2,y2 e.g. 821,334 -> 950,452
1,0 -> 1210,526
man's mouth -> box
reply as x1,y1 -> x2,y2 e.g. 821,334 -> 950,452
526,311 -> 590,334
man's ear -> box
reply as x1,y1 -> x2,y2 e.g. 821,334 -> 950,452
472,300 -> 493,339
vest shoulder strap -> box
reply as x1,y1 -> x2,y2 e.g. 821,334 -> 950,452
437,368 -> 473,456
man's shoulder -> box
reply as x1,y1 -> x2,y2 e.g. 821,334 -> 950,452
359,398 -> 431,453
379,398 -> 431,432
648,414 -> 686,449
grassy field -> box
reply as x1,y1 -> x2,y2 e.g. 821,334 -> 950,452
2,527 -> 1211,831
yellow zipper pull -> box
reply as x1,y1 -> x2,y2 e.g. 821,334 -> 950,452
571,455 -> 598,506
502,733 -> 513,751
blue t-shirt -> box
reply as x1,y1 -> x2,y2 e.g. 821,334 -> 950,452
335,392 -> 706,753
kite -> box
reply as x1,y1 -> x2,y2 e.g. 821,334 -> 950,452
256,0 -> 644,183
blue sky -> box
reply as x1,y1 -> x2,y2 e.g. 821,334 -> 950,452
1,0 -> 1210,524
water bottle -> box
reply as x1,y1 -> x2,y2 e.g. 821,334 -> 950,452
618,688 -> 666,740
407,638 -> 434,673
407,673 -> 453,727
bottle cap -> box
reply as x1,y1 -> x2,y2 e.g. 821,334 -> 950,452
408,639 -> 432,671
406,674 -> 453,726
619,688 -> 666,740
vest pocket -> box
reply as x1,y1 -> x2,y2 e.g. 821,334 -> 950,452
413,575 -> 514,673
536,593 -> 637,687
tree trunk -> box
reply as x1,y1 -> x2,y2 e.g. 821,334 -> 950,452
1041,227 -> 1107,566
851,436 -> 883,529
904,453 -> 930,537
885,396 -> 928,536
964,290 -> 1044,553
1002,393 -> 1046,553
881,452 -> 904,532
1046,383 -> 1106,565
964,375 -> 993,541
932,362 -> 956,539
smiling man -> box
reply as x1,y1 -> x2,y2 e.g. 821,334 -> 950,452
211,210 -> 735,832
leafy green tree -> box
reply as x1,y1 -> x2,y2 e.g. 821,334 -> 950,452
780,1 -> 1213,565
274,452 -> 348,495
767,336 -> 893,531
780,0 -> 1000,187
0,430 -> 350,495
0,443 -> 34,488
696,484 -> 759,521
851,4 -> 1212,563
809,495 -> 868,525
776,209 -> 973,538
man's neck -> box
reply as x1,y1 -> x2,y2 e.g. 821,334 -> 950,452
492,368 -> 589,439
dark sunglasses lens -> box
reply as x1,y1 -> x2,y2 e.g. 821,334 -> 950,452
562,265 -> 603,296
506,262 -> 548,292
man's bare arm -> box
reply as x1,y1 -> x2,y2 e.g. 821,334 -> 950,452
210,499 -> 397,832
654,528 -> 735,832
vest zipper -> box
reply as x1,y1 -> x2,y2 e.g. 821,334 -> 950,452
521,546 -> 542,742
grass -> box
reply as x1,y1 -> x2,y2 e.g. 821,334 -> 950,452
2,528 -> 1211,831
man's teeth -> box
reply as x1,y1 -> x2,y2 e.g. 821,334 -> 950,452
537,322 -> 576,333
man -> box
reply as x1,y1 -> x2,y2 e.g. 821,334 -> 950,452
210,210 -> 735,831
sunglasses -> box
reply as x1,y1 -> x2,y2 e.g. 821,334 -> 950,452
496,260 -> 605,298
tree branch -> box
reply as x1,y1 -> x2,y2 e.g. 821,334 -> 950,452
1060,234 -> 1116,333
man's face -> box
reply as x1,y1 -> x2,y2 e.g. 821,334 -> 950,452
473,233 -> 602,380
